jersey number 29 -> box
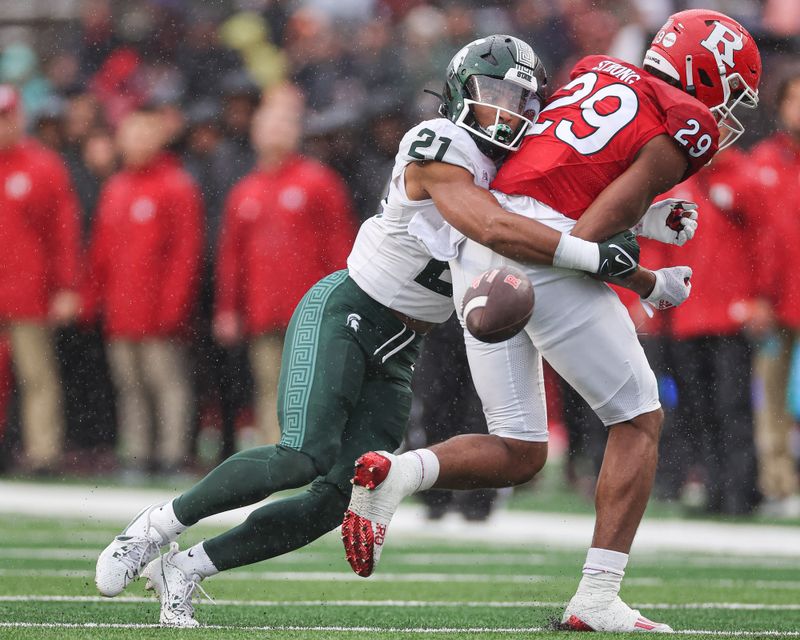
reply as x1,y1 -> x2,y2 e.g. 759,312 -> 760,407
530,72 -> 638,155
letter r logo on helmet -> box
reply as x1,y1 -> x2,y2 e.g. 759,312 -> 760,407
644,9 -> 761,151
700,22 -> 744,70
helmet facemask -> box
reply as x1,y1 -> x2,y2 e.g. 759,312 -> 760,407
710,71 -> 759,150
456,74 -> 539,153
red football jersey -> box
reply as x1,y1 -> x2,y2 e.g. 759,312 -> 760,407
492,55 -> 719,220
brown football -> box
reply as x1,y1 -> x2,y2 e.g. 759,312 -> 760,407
461,265 -> 534,344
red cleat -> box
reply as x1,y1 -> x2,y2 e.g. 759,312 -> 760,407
341,451 -> 398,577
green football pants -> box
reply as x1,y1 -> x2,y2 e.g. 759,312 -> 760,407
173,271 -> 422,570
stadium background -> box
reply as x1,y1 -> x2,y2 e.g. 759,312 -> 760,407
0,0 -> 798,521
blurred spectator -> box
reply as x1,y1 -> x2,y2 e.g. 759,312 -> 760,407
32,96 -> 66,151
214,84 -> 357,445
60,111 -> 118,464
183,100 -> 255,461
76,0 -> 120,79
0,85 -> 81,474
0,43 -> 53,117
656,148 -> 762,515
83,107 -> 203,477
220,71 -> 259,173
748,67 -> 800,517
218,10 -> 287,90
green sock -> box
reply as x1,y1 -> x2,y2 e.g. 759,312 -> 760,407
203,480 -> 349,571
172,445 -> 319,526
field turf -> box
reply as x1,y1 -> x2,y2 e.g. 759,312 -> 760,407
0,513 -> 799,639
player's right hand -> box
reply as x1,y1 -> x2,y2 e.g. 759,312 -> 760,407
597,230 -> 640,279
642,266 -> 693,311
633,199 -> 699,246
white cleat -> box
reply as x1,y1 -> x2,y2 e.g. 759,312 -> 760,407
560,594 -> 673,632
95,503 -> 168,597
342,451 -> 407,577
142,542 -> 212,628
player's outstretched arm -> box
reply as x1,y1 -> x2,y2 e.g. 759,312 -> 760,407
407,159 -> 560,265
407,160 -> 639,279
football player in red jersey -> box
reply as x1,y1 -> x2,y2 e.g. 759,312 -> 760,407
343,10 -> 761,633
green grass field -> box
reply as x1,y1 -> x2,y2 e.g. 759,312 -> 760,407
1,512 -> 799,640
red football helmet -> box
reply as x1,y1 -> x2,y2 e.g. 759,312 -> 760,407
644,9 -> 761,150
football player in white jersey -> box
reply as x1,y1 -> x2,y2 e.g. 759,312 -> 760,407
94,34 -> 691,628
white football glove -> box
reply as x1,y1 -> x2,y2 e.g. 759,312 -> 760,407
632,199 -> 699,246
641,266 -> 693,315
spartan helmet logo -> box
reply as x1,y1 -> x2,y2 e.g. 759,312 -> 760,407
346,313 -> 361,332
700,21 -> 744,70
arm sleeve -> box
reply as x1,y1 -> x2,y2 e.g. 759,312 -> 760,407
159,178 -> 203,334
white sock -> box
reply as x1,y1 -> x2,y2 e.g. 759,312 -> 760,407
575,548 -> 628,602
147,500 -> 188,545
396,449 -> 440,493
171,542 -> 219,579
583,547 -> 628,575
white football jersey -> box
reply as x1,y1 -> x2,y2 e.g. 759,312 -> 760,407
348,118 -> 497,323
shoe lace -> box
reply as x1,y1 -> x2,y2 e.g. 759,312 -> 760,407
168,572 -> 215,619
115,537 -> 160,573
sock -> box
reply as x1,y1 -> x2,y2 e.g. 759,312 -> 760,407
147,500 -> 188,545
396,449 -> 440,493
171,542 -> 219,580
574,548 -> 628,602
124,501 -> 186,545
583,547 -> 628,575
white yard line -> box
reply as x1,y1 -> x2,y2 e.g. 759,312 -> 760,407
4,546 -> 800,574
0,621 -> 798,636
2,480 -> 799,556
2,595 -> 800,611
0,569 -> 547,583
2,567 -> 800,589
4,545 -> 799,571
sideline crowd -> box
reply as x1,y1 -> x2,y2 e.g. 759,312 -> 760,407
0,0 -> 799,519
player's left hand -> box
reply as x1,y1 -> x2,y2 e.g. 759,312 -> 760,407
597,230 -> 639,279
632,199 -> 698,246
642,266 -> 692,311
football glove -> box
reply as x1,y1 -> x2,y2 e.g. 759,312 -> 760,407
632,199 -> 698,246
642,266 -> 693,312
597,230 -> 640,279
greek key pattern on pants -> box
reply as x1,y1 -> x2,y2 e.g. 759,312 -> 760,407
280,271 -> 348,448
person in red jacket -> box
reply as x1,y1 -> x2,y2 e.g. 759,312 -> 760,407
84,107 -> 203,476
655,147 -> 762,514
747,68 -> 800,517
0,85 -> 81,474
214,84 -> 356,445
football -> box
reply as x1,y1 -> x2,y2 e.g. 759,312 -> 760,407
461,265 -> 534,343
